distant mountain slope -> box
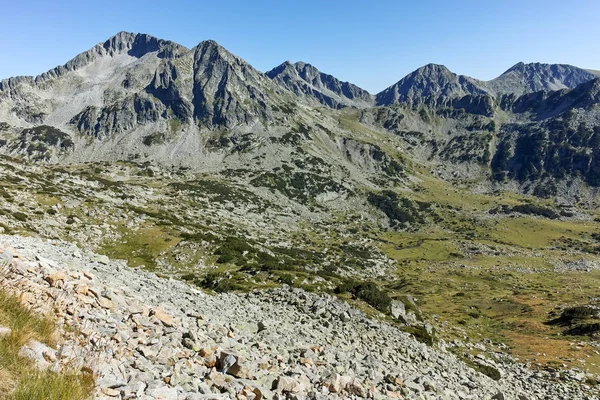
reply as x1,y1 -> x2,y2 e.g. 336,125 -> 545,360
375,62 -> 598,107
0,31 -> 187,92
586,69 -> 600,77
375,63 -> 488,106
1,31 -> 600,199
0,32 -> 292,133
486,62 -> 597,96
266,61 -> 373,109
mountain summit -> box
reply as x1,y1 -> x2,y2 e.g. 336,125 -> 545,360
486,62 -> 597,95
0,32 -> 187,92
266,61 -> 373,109
375,63 -> 488,106
190,40 -> 286,127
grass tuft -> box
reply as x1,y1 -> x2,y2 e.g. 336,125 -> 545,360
0,289 -> 93,400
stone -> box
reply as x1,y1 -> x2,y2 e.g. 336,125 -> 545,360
220,353 -> 237,374
273,376 -> 303,393
145,383 -> 178,399
0,326 -> 11,337
95,255 -> 110,265
97,296 -> 114,309
182,337 -> 200,352
199,347 -> 215,357
390,300 -> 406,320
257,321 -> 267,332
151,307 -> 176,327
18,340 -> 57,370
100,387 -> 120,397
44,271 -> 66,287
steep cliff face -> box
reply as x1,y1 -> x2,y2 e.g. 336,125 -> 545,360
69,95 -> 168,139
145,60 -> 194,122
191,40 -> 285,128
267,61 -> 374,109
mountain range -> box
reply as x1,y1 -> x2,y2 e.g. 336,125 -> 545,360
0,31 -> 599,201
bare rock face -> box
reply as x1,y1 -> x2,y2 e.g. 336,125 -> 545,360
375,63 -> 489,106
146,61 -> 193,122
266,61 -> 374,109
0,32 -> 188,93
191,40 -> 283,128
487,62 -> 598,96
503,77 -> 600,117
69,95 -> 167,139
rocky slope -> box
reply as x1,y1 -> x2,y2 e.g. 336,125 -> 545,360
1,234 -> 598,400
375,64 -> 488,106
487,62 -> 598,96
266,61 -> 374,109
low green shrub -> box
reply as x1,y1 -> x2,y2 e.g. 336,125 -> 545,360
335,279 -> 392,313
476,363 -> 501,381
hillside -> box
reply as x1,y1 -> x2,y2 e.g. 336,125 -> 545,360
1,234 -> 597,399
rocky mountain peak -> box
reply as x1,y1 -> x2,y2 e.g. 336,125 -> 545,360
266,61 -> 373,109
375,63 -> 487,106
102,31 -> 188,59
414,63 -> 454,76
193,39 -> 236,58
504,61 -> 526,73
487,62 -> 597,95
191,39 -> 282,128
0,32 -> 188,93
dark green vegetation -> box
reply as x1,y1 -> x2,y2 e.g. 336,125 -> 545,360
20,126 -> 74,149
334,279 -> 392,313
250,171 -> 344,204
489,203 -> 561,219
367,191 -> 425,228
547,306 -> 600,337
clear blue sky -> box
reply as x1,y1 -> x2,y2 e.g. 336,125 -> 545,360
1,0 -> 599,93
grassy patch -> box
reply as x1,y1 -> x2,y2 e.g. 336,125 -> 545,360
100,225 -> 180,269
0,290 -> 93,400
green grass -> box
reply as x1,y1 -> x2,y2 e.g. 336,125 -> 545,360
0,290 -> 93,400
100,225 -> 180,269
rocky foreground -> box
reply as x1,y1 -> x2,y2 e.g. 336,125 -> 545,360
0,234 -> 597,400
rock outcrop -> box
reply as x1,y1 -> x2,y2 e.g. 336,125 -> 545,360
375,64 -> 488,106
267,61 -> 374,109
487,62 -> 597,96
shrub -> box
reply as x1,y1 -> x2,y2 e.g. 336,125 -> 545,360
197,272 -> 244,293
401,325 -> 435,346
277,274 -> 294,285
335,279 -> 392,313
12,212 -> 28,222
561,306 -> 597,321
214,237 -> 254,266
367,191 -> 424,227
476,364 -> 501,381
564,323 -> 600,336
